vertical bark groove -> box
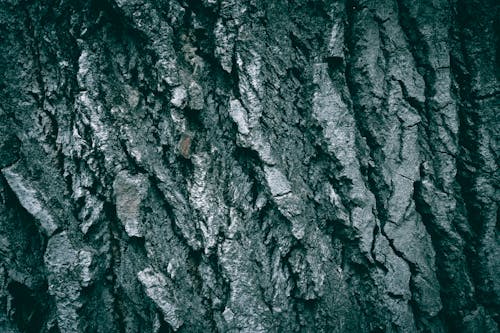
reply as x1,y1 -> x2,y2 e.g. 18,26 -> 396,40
0,0 -> 498,332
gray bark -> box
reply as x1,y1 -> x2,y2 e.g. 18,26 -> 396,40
0,0 -> 498,332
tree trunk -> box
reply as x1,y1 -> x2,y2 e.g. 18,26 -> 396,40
0,0 -> 498,332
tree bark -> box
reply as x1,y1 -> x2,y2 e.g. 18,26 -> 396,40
0,0 -> 498,332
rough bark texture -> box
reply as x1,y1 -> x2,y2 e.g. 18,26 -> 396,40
0,0 -> 498,332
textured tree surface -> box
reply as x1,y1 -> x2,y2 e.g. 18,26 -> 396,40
0,0 -> 498,332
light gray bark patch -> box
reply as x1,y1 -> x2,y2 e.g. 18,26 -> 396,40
170,86 -> 188,108
137,267 -> 183,331
188,81 -> 204,110
44,232 -> 81,332
2,163 -> 59,235
263,166 -> 292,197
113,170 -> 150,238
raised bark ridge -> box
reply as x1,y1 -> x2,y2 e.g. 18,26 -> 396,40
0,0 -> 498,332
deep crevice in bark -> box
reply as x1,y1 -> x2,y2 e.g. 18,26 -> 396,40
0,0 -> 498,332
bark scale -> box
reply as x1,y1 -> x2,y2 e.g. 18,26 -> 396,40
0,0 -> 498,332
